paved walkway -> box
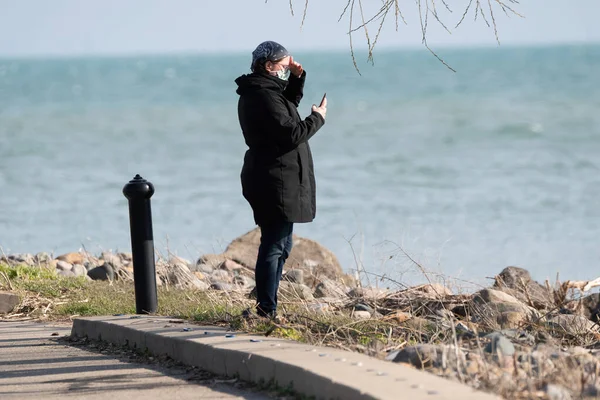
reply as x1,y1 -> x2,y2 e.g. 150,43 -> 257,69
0,321 -> 272,400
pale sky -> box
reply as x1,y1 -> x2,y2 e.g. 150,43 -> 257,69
0,0 -> 598,57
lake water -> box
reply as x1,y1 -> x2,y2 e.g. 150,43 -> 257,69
1,44 -> 599,288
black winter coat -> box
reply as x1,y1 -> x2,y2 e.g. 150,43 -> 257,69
235,71 -> 325,225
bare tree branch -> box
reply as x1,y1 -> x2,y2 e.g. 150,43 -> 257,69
281,0 -> 523,72
300,0 -> 309,30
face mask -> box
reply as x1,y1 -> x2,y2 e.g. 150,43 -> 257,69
274,66 -> 291,81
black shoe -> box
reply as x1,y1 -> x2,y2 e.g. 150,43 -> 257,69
241,308 -> 259,320
256,308 -> 277,320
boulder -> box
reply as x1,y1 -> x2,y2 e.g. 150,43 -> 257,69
404,283 -> 453,298
0,292 -> 20,313
314,278 -> 348,298
544,384 -> 573,400
484,333 -> 516,359
470,287 -> 540,329
6,254 -> 35,266
473,289 -> 523,305
100,252 -> 122,269
218,259 -> 244,273
160,263 -> 208,290
34,252 -> 52,265
221,228 -> 343,279
566,293 -> 600,322
493,266 -> 552,309
210,282 -> 235,291
118,252 -> 133,262
279,282 -> 314,301
72,264 -> 88,277
210,270 -> 233,284
56,252 -> 85,265
55,260 -> 73,271
545,314 -> 599,335
352,310 -> 372,320
348,287 -> 388,300
194,254 -> 227,271
57,270 -> 76,278
233,275 -> 256,288
387,344 -> 465,370
283,269 -> 304,285
87,264 -> 115,281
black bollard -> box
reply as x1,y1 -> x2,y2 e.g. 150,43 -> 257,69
123,174 -> 158,314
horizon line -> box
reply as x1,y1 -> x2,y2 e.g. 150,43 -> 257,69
0,40 -> 597,61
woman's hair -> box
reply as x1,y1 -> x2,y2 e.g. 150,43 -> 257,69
253,60 -> 268,75
253,57 -> 285,75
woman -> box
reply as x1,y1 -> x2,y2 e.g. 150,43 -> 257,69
235,41 -> 327,318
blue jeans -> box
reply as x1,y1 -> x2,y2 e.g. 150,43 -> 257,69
255,220 -> 293,316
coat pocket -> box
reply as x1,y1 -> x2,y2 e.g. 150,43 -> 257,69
297,151 -> 304,185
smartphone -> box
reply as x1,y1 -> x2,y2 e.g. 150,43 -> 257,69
320,92 -> 327,106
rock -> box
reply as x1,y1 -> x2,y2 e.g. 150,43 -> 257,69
233,275 -> 255,288
55,260 -> 73,271
352,310 -> 372,320
306,303 -> 331,314
353,303 -> 373,313
196,264 -> 215,274
57,270 -> 75,278
484,333 -> 516,358
72,264 -> 87,277
160,263 -> 208,290
470,293 -> 540,330
279,282 -> 314,301
87,264 -> 114,281
118,252 -> 133,262
83,262 -> 96,272
210,270 -> 233,283
493,266 -> 552,309
169,256 -> 191,267
0,292 -> 20,313
218,259 -> 244,272
56,252 -> 85,265
283,269 -> 304,285
100,252 -> 122,268
544,384 -> 572,400
210,282 -> 235,291
194,254 -> 227,271
405,283 -> 453,298
387,344 -> 465,370
221,227 -> 344,280
314,278 -> 348,298
34,252 -> 52,265
386,311 -> 413,323
7,253 -> 35,266
583,383 -> 600,397
497,311 -> 528,329
348,287 -> 388,300
545,314 -> 599,335
497,329 -> 535,345
403,317 -> 437,332
473,289 -> 523,305
567,293 -> 600,322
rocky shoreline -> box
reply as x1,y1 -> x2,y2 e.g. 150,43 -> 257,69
3,228 -> 600,399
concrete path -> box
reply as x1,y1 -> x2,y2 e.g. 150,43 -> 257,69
0,321 -> 272,399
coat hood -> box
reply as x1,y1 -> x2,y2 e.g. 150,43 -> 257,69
235,72 -> 288,96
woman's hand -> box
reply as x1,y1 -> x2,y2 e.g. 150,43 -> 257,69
289,57 -> 303,77
312,96 -> 327,120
